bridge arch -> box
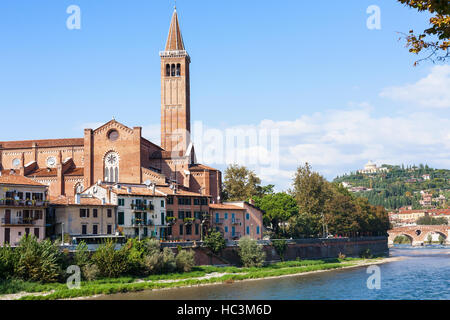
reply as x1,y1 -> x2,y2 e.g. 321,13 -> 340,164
392,234 -> 413,245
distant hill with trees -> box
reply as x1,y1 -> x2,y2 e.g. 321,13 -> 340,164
333,164 -> 450,210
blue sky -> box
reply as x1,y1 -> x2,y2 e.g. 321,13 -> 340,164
1,0 -> 449,190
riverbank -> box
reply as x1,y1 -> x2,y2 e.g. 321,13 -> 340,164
0,256 -> 397,300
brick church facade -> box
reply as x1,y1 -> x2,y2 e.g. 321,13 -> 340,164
0,8 -> 222,205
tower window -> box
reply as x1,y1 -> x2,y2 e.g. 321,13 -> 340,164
176,64 -> 181,76
166,64 -> 170,76
171,64 -> 176,76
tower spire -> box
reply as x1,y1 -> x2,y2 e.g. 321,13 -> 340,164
165,7 -> 185,52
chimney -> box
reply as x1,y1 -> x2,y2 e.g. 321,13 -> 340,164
127,187 -> 132,194
75,193 -> 81,205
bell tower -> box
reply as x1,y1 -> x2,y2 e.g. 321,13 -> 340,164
160,7 -> 191,153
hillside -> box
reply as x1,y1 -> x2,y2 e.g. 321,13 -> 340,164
333,164 -> 450,210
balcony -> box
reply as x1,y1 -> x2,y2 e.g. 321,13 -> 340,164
231,232 -> 242,239
184,218 -> 195,225
131,218 -> 154,227
1,217 -> 37,226
166,217 -> 176,225
231,218 -> 241,225
0,199 -> 48,208
131,204 -> 154,211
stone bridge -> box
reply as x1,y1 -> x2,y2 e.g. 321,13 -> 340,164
388,225 -> 449,246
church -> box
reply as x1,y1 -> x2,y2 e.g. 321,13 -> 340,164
0,8 -> 221,204
0,8 -> 265,243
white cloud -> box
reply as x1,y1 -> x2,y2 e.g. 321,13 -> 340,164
380,65 -> 450,108
209,107 -> 450,191
135,67 -> 450,191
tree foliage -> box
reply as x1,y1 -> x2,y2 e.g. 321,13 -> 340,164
204,231 -> 226,255
253,193 -> 298,235
397,0 -> 450,64
222,164 -> 274,201
238,237 -> 266,267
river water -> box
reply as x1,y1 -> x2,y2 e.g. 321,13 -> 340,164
94,247 -> 449,300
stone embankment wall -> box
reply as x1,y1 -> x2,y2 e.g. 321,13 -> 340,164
163,236 -> 389,266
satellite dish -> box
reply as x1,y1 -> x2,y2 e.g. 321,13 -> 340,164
144,179 -> 152,187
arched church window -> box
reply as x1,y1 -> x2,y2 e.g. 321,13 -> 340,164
171,64 -> 176,77
75,183 -> 84,194
166,64 -> 170,76
176,64 -> 181,76
104,152 -> 119,183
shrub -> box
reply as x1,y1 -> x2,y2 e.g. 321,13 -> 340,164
144,252 -> 163,275
144,238 -> 161,256
74,241 -> 90,268
204,231 -> 226,255
271,239 -> 288,261
81,264 -> 99,281
0,244 -> 17,279
238,237 -> 266,268
14,236 -> 63,283
92,240 -> 128,278
359,248 -> 373,259
176,250 -> 195,273
160,248 -> 176,274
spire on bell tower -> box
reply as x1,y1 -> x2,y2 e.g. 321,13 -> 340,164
160,7 -> 191,153
165,6 -> 185,52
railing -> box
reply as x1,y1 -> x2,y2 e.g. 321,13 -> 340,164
184,218 -> 195,225
131,219 -> 154,227
231,218 -> 241,225
0,199 -> 48,207
166,217 -> 176,225
1,217 -> 37,225
159,50 -> 188,57
131,204 -> 154,211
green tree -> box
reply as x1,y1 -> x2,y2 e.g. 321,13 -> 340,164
222,164 -> 273,201
397,0 -> 450,65
238,237 -> 266,267
291,163 -> 333,235
438,234 -> 446,245
204,231 -> 226,255
271,239 -> 288,261
253,193 -> 299,236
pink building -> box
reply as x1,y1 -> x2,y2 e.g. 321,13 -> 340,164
0,173 -> 48,246
210,201 -> 264,241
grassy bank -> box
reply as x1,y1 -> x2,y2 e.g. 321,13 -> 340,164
0,257 -> 383,300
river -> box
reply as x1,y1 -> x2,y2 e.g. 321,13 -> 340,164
93,247 -> 449,300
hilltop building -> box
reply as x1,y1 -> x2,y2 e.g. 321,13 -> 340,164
358,161 -> 389,174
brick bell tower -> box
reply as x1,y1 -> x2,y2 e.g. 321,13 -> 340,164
160,7 -> 191,153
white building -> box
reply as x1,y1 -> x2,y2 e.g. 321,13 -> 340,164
358,161 -> 389,174
83,182 -> 167,240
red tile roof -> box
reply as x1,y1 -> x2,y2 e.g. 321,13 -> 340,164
50,195 -> 114,206
209,203 -> 245,210
189,164 -> 219,171
157,186 -> 209,197
0,138 -> 84,149
0,174 -> 45,187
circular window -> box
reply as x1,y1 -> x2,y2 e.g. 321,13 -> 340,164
108,130 -> 119,141
47,157 -> 57,167
12,158 -> 20,168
